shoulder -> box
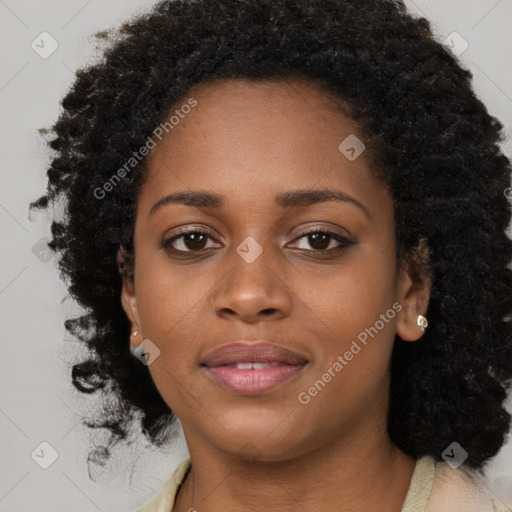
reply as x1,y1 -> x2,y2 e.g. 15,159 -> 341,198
136,457 -> 192,512
426,460 -> 508,512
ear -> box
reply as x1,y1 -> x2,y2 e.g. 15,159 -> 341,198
117,246 -> 142,347
395,238 -> 431,342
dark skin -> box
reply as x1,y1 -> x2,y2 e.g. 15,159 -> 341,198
118,78 -> 431,512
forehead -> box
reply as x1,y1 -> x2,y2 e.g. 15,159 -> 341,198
139,77 -> 386,215
186,76 -> 350,116
151,77 -> 357,151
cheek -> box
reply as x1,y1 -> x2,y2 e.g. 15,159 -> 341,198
294,270 -> 397,429
132,253 -> 215,399
292,250 -> 398,397
295,252 -> 397,340
133,261 -> 208,414
135,249 -> 211,337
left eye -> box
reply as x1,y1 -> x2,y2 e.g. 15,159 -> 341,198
288,230 -> 353,252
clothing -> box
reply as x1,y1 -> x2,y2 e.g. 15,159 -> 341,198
137,455 -> 509,512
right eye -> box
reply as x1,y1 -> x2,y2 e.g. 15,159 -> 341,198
162,229 -> 221,254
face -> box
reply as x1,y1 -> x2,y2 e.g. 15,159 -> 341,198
120,78 -> 429,462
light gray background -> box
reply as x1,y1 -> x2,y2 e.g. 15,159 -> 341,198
1,1 -> 512,511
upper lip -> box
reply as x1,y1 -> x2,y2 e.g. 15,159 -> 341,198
201,341 -> 308,367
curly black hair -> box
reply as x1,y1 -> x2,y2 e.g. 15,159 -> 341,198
29,0 -> 512,476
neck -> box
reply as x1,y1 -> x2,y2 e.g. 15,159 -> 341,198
173,425 -> 416,512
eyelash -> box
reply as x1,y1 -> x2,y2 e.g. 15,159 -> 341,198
161,227 -> 354,257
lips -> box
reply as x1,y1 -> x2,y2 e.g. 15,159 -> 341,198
200,341 -> 308,367
201,341 -> 308,395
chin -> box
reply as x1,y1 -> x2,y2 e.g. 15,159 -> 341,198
212,425 -> 314,463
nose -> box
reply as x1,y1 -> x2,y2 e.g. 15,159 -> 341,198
212,245 -> 293,323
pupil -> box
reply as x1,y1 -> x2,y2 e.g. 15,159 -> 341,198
185,233 -> 206,250
310,233 -> 329,250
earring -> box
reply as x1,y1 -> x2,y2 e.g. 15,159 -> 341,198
417,315 -> 428,331
131,330 -> 139,336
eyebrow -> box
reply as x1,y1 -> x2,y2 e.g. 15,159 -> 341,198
148,189 -> 370,219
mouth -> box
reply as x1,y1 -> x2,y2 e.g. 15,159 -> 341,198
200,341 -> 309,395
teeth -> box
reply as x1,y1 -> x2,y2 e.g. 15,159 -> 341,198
235,363 -> 253,370
253,362 -> 280,369
234,362 -> 281,370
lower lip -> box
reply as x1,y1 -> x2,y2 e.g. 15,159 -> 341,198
203,364 -> 307,395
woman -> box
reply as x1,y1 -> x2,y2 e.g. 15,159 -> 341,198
29,0 -> 512,510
